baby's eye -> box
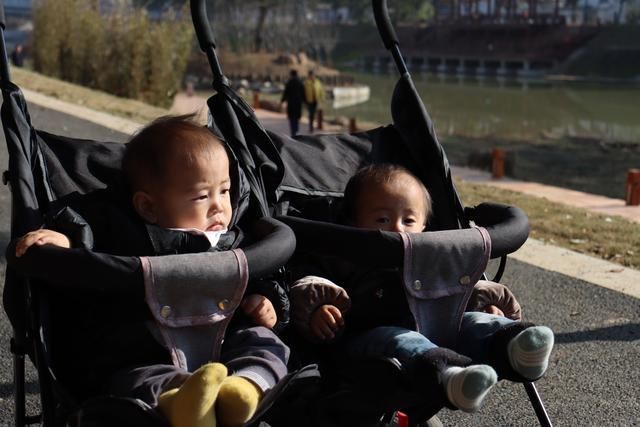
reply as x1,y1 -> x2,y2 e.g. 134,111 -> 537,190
403,218 -> 417,225
375,217 -> 390,224
193,194 -> 208,201
220,187 -> 231,195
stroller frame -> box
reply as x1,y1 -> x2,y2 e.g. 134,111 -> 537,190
371,2 -> 552,423
0,0 -> 553,425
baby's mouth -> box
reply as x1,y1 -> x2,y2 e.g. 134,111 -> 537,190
206,222 -> 225,232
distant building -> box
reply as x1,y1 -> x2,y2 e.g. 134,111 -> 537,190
3,0 -> 31,17
434,0 -> 637,24
312,3 -> 351,24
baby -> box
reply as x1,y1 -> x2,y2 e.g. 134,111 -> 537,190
291,163 -> 554,413
16,115 -> 289,427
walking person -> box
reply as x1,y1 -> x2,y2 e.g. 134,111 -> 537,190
280,70 -> 305,137
303,70 -> 324,133
11,44 -> 24,67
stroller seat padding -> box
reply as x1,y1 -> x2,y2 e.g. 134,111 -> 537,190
401,227 -> 491,348
142,249 -> 249,371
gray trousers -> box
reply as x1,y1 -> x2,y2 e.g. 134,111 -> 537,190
109,324 -> 290,407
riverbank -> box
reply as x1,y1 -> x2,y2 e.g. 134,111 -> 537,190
442,134 -> 640,200
318,71 -> 640,200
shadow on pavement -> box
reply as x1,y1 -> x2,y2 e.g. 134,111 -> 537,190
0,231 -> 8,262
0,380 -> 40,397
555,323 -> 639,343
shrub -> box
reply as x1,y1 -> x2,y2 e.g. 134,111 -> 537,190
32,0 -> 192,107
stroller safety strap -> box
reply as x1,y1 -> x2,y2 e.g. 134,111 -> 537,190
142,249 -> 248,371
401,227 -> 491,348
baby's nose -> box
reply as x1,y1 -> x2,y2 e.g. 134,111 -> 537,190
208,197 -> 223,213
390,220 -> 404,232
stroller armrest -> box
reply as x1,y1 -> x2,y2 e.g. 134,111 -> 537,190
6,217 -> 295,295
6,243 -> 144,296
243,217 -> 296,279
276,216 -> 404,267
465,202 -> 530,257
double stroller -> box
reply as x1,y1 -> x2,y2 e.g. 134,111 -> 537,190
1,0 -> 553,425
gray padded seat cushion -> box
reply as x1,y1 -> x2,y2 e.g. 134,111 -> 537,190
401,227 -> 491,348
142,249 -> 248,371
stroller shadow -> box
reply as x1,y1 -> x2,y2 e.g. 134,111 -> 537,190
555,324 -> 639,343
0,380 -> 40,397
0,231 -> 8,262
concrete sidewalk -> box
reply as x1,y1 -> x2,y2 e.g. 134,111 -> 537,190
18,89 -> 640,298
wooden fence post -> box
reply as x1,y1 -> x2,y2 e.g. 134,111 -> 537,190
625,169 -> 640,206
491,148 -> 505,179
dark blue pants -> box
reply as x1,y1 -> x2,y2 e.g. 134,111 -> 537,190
288,116 -> 300,137
307,102 -> 318,132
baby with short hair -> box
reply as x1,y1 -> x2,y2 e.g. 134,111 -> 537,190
291,163 -> 554,413
16,115 -> 289,427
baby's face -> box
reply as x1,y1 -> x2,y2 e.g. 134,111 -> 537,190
151,144 -> 232,232
354,172 -> 427,233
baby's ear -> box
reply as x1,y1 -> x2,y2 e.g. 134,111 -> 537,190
132,191 -> 157,224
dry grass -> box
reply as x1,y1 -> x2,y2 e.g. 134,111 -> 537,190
9,67 -> 639,269
11,68 -> 167,123
456,179 -> 640,269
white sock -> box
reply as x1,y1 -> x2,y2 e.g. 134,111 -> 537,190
440,365 -> 497,412
508,326 -> 554,380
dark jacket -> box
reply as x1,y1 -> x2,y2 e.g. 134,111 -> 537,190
289,253 -> 521,344
281,77 -> 305,120
289,254 -> 414,343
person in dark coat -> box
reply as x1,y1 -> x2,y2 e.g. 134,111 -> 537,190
11,44 -> 24,67
280,70 -> 305,137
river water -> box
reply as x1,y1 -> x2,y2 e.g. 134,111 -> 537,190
326,71 -> 640,143
324,71 -> 640,199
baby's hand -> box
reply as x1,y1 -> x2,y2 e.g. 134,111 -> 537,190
16,229 -> 71,257
484,304 -> 505,317
241,294 -> 277,329
310,304 -> 344,341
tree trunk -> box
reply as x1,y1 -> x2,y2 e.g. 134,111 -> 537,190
254,5 -> 269,52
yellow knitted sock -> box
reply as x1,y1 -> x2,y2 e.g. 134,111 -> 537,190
158,363 -> 228,427
215,376 -> 263,427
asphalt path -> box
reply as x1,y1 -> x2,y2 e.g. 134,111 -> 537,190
0,105 -> 638,425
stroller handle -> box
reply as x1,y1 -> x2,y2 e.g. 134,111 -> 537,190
190,0 -> 216,51
373,0 -> 408,75
0,1 -> 6,30
372,0 -> 399,49
190,0 -> 226,88
0,0 -> 10,84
